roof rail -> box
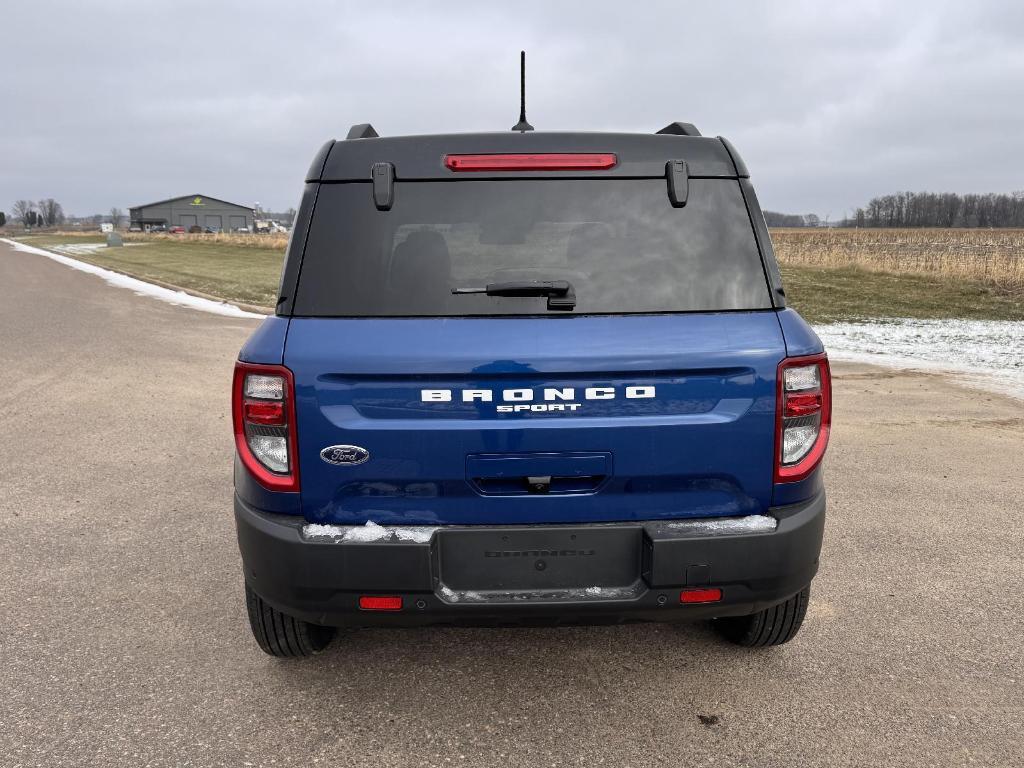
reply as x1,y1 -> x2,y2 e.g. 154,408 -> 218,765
656,122 -> 702,137
346,123 -> 379,140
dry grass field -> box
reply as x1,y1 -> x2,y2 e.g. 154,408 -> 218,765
772,227 -> 1024,292
122,231 -> 290,251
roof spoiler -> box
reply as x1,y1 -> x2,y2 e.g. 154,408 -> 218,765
656,122 -> 702,137
346,123 -> 379,140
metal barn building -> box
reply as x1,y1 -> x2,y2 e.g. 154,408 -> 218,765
129,194 -> 253,232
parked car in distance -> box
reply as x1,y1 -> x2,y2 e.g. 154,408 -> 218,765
232,120 -> 831,657
234,226 -> 252,233
169,226 -> 186,234
128,225 -> 142,233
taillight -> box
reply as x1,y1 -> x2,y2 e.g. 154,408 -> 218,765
775,353 -> 831,483
232,362 -> 299,492
444,153 -> 618,172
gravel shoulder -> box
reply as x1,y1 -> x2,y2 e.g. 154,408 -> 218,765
1,240 -> 1021,767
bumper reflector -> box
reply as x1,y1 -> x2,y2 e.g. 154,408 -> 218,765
680,587 -> 722,604
358,595 -> 403,611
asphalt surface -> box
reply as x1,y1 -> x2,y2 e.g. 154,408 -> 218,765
2,239 -> 1022,767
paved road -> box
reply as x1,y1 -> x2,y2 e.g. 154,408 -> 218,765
2,240 -> 1022,767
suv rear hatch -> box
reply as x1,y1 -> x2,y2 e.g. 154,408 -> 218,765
284,169 -> 784,525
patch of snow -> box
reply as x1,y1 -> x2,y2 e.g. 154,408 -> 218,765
1,237 -> 264,318
436,583 -> 641,604
339,520 -> 392,542
665,515 -> 778,535
438,585 -> 461,603
51,242 -> 142,256
815,318 -> 1024,399
302,520 -> 439,544
392,526 -> 438,543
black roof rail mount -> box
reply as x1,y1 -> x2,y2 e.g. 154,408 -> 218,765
346,123 -> 379,140
657,122 -> 702,137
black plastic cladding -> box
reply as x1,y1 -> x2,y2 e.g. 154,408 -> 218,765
277,130 -> 784,315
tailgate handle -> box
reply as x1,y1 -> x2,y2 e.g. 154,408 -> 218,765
467,453 -> 611,496
526,476 -> 552,494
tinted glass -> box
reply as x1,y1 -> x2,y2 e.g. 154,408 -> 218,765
293,179 -> 771,316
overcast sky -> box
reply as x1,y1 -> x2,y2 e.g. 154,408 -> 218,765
2,0 -> 1022,218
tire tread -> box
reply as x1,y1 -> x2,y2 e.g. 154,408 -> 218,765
244,584 -> 335,658
715,586 -> 810,647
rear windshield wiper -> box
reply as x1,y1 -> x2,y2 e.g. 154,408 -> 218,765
452,280 -> 576,311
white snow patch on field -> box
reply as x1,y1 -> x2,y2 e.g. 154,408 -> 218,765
52,242 -> 142,256
1,237 -> 263,318
816,319 -> 1024,398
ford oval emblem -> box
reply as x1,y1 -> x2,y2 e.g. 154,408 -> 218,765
320,445 -> 370,466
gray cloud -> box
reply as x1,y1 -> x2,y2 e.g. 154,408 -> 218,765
2,0 -> 1022,218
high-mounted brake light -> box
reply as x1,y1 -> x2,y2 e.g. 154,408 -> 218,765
232,362 -> 300,492
775,354 -> 831,483
444,153 -> 617,172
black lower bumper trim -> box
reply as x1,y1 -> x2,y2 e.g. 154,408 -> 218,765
234,494 -> 825,628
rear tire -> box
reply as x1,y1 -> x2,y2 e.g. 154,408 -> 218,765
714,586 -> 810,647
244,584 -> 336,658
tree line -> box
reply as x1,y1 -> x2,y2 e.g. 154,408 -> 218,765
7,198 -> 66,227
2,200 -> 126,229
843,191 -> 1024,228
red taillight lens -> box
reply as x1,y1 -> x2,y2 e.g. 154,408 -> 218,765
232,362 -> 299,492
680,588 -> 722,604
775,354 -> 831,483
784,391 -> 822,417
359,596 -> 403,611
242,399 -> 285,425
444,153 -> 617,172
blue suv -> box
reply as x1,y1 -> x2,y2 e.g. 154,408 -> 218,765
232,121 -> 831,657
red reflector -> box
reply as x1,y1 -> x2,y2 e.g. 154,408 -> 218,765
784,391 -> 822,417
358,596 -> 403,611
243,399 -> 285,425
680,588 -> 722,604
444,153 -> 617,172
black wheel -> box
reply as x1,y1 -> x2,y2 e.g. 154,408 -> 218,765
244,584 -> 336,658
714,586 -> 810,647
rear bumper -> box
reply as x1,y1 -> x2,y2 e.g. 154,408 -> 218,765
234,493 -> 825,627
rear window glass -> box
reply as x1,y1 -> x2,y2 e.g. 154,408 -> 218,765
293,179 -> 771,316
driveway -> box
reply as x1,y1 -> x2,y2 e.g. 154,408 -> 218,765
2,239 -> 1021,767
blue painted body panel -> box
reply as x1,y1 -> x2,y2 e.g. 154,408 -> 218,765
775,308 -> 823,357
279,312 -> 790,525
238,316 -> 289,365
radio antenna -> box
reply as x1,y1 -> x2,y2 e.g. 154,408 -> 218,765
511,51 -> 534,132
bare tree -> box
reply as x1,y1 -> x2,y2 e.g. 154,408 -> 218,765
109,207 -> 123,229
38,198 -> 64,227
13,199 -> 35,226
